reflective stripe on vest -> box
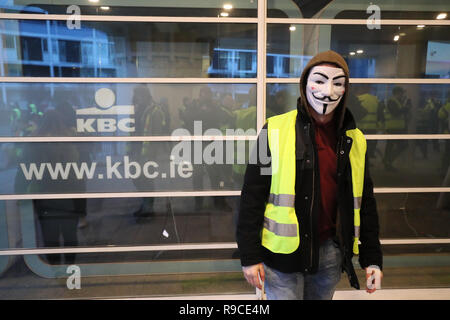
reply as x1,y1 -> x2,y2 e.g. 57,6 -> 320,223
346,128 -> 367,255
264,216 -> 297,237
262,109 -> 299,254
268,193 -> 295,207
263,109 -> 367,256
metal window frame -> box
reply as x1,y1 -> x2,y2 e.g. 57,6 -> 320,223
0,187 -> 449,201
1,238 -> 450,256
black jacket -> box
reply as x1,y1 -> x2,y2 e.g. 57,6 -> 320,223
236,100 -> 383,290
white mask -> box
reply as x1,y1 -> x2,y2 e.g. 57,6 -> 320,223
306,65 -> 346,115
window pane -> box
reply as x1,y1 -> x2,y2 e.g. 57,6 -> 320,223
1,20 -> 257,77
267,83 -> 450,187
266,83 -> 450,135
1,139 -> 257,195
267,24 -> 450,78
3,0 -> 257,17
268,0 -> 449,19
1,196 -> 238,250
377,192 -> 450,239
0,197 -> 247,298
0,83 -> 257,137
369,139 -> 450,187
7,136 -> 446,193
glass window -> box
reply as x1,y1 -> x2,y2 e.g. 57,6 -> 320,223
376,192 -> 450,239
4,34 -> 16,49
267,83 -> 450,135
268,0 -> 450,19
267,83 -> 450,187
21,37 -> 43,61
2,0 -> 258,17
0,197 -> 247,298
2,139 -> 255,195
1,20 -> 257,78
1,0 -> 449,300
369,139 -> 449,187
1,196 -> 239,250
0,83 -> 257,137
267,24 -> 450,78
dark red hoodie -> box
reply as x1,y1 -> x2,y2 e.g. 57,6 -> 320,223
314,119 -> 338,244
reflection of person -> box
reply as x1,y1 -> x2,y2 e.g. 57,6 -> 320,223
415,92 -> 441,159
219,93 -> 237,190
219,93 -> 237,133
25,110 -> 85,264
237,51 -> 383,300
129,85 -> 168,219
9,102 -> 26,136
267,89 -> 289,117
438,93 -> 450,177
232,87 -> 257,182
186,86 -> 231,210
352,85 -> 381,159
382,86 -> 411,171
179,97 -> 194,132
53,91 -> 89,229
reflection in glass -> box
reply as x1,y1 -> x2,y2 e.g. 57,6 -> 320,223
0,196 -> 244,299
0,83 -> 256,137
266,83 -> 299,116
376,192 -> 450,239
368,139 -> 450,187
2,0 -> 257,17
267,24 -> 450,78
267,83 -> 450,135
268,0 -> 450,19
1,139 -> 259,195
267,83 -> 450,187
33,198 -> 85,264
6,195 -> 239,254
1,20 -> 257,78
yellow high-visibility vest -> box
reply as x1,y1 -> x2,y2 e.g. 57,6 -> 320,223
262,109 -> 366,255
358,93 -> 379,130
438,102 -> 450,134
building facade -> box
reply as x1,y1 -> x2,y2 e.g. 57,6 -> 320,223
0,0 -> 449,299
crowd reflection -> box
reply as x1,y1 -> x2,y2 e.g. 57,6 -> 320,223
20,110 -> 86,264
0,82 -> 449,265
3,84 -> 449,182
344,85 -> 449,178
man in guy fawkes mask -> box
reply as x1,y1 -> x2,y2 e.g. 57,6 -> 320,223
236,51 -> 383,300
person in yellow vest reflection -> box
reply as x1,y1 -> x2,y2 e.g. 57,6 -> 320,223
382,86 -> 411,171
236,51 -> 383,300
352,84 -> 382,160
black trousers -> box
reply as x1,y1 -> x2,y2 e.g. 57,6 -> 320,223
38,215 -> 79,265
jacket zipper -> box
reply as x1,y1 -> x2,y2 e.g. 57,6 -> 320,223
308,122 -> 314,270
336,135 -> 345,264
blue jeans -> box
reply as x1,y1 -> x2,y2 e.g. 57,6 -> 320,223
264,238 -> 342,300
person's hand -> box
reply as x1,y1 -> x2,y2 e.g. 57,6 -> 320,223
242,263 -> 265,290
365,265 -> 383,293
